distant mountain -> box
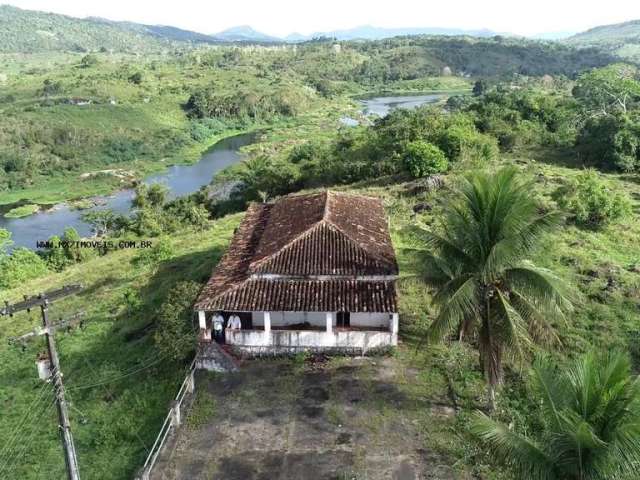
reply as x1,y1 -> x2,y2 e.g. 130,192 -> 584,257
531,31 -> 576,40
567,20 -> 640,63
213,25 -> 281,43
285,25 -> 502,42
568,20 -> 640,45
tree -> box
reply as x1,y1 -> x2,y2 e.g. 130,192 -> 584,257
0,228 -> 49,288
415,168 -> 572,408
556,170 -> 632,228
81,209 -> 122,237
473,79 -> 487,96
42,79 -> 63,99
154,281 -> 201,361
576,113 -> 640,172
403,141 -> 448,178
133,183 -> 169,209
471,351 -> 640,480
80,54 -> 99,68
573,64 -> 640,116
0,247 -> 49,289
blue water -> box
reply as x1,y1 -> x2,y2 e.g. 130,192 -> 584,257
1,94 -> 445,250
340,93 -> 446,126
0,132 -> 256,249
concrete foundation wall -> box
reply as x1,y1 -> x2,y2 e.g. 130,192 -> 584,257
226,329 -> 396,352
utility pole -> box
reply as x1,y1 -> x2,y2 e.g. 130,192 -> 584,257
1,284 -> 83,480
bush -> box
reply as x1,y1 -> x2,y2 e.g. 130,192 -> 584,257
133,238 -> 173,266
127,72 -> 143,85
102,138 -> 146,164
0,247 -> 49,289
154,281 -> 202,361
403,141 -> 448,178
576,114 -> 640,172
557,170 -> 632,227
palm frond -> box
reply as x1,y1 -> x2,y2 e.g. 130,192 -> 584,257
505,264 -> 574,317
493,289 -> 531,363
470,411 -> 555,480
510,289 -> 562,346
427,275 -> 478,342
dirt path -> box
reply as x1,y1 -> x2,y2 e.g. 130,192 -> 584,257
152,356 -> 458,480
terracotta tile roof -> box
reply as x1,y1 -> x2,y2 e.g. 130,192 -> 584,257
197,279 -> 397,312
194,191 -> 398,313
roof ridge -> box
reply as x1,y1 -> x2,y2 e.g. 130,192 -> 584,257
248,214 -> 325,273
322,190 -> 331,222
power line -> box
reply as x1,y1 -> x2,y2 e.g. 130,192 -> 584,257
68,355 -> 165,392
1,285 -> 83,480
0,376 -> 52,462
0,394 -> 57,479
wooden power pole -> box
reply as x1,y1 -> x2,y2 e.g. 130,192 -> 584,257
1,284 -> 83,480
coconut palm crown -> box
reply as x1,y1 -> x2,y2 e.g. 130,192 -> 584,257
417,167 -> 573,406
471,351 -> 640,480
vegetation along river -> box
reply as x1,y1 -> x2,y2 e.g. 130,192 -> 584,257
0,94 -> 445,249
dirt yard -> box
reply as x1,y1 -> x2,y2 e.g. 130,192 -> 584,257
152,355 -> 461,480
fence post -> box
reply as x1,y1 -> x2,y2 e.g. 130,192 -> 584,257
171,400 -> 181,427
135,466 -> 150,480
187,369 -> 195,394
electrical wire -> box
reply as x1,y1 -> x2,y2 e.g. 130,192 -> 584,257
67,355 -> 166,392
0,394 -> 56,479
0,367 -> 57,464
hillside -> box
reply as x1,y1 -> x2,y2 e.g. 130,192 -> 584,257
214,25 -> 281,43
0,5 -> 220,53
1,157 -> 639,478
567,19 -> 640,62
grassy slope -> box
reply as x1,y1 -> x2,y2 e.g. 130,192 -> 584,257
0,215 -> 240,479
1,150 -> 639,478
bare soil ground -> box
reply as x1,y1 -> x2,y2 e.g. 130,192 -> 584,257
152,355 -> 461,480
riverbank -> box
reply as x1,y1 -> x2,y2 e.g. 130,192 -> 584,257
0,78 -> 468,212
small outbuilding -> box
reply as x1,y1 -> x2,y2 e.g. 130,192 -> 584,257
194,191 -> 400,360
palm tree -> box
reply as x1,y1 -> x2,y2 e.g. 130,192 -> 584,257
415,167 -> 572,408
471,351 -> 640,480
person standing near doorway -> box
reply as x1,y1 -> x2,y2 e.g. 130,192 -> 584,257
229,314 -> 242,330
212,312 -> 225,342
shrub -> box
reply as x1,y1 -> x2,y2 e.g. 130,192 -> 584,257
557,170 -> 632,227
102,138 -> 146,164
127,72 -> 143,85
403,141 -> 448,178
154,281 -> 201,361
133,238 -> 173,266
0,247 -> 49,289
80,54 -> 99,68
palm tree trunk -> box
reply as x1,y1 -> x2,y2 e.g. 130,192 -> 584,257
481,295 -> 503,411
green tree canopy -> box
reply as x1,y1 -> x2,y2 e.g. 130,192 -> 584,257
472,351 -> 640,480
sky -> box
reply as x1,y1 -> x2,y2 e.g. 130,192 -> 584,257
3,0 -> 640,37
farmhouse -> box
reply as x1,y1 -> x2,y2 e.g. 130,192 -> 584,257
194,191 -> 399,360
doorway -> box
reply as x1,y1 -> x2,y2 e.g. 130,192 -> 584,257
337,311 -> 350,328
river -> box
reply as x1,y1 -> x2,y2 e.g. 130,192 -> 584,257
1,94 -> 445,249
